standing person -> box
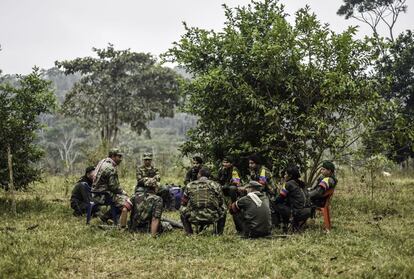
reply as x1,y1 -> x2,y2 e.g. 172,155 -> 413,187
135,152 -> 160,194
229,181 -> 272,238
70,166 -> 95,216
92,148 -> 132,227
274,166 -> 311,233
217,156 -> 241,203
180,167 -> 226,235
247,154 -> 276,196
184,156 -> 203,185
308,161 -> 338,207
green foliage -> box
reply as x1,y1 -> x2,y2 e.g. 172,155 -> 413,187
165,0 -> 379,183
362,31 -> 414,163
56,44 -> 181,146
0,68 -> 57,190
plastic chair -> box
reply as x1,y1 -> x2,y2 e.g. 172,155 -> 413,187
316,189 -> 334,231
86,191 -> 119,225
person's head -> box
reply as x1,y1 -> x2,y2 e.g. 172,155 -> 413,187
222,156 -> 234,169
285,165 -> 301,181
245,181 -> 262,193
143,152 -> 153,167
108,148 -> 123,165
197,167 -> 211,179
248,154 -> 260,170
192,156 -> 203,169
320,161 -> 335,177
85,166 -> 95,181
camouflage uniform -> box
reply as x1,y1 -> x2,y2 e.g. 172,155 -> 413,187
130,191 -> 164,232
180,177 -> 226,234
92,158 -> 129,208
135,152 -> 160,192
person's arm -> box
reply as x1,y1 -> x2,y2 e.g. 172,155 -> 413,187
154,168 -> 161,182
184,169 -> 192,185
150,218 -> 160,236
80,182 -> 91,203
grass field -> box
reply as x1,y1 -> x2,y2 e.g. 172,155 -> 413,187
1,174 -> 414,278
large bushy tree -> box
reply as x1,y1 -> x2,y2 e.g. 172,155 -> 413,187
165,0 -> 380,184
363,30 -> 414,163
56,44 -> 181,146
0,68 -> 56,190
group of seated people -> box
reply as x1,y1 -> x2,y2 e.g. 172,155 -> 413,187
70,149 -> 337,238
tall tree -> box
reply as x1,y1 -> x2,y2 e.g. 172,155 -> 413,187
362,30 -> 414,163
0,68 -> 56,190
337,0 -> 407,41
56,44 -> 181,146
165,0 -> 380,184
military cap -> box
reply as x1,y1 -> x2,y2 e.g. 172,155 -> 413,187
322,161 -> 335,172
143,152 -> 153,160
108,148 -> 123,157
245,181 -> 262,189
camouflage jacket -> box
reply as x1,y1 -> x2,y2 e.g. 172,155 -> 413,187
130,192 -> 163,231
248,165 -> 276,194
180,177 -> 226,223
92,158 -> 123,195
136,165 -> 160,191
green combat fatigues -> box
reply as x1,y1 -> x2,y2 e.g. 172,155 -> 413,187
130,190 -> 165,233
135,165 -> 160,193
230,191 -> 272,238
92,158 -> 129,208
180,177 -> 226,234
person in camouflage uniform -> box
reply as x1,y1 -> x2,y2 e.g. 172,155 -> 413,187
229,181 -> 272,238
180,167 -> 226,235
92,149 -> 132,227
247,154 -> 276,196
217,156 -> 241,203
184,156 -> 203,185
308,161 -> 338,207
135,152 -> 160,194
129,178 -> 167,236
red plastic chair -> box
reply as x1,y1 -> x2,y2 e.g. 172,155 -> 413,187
316,189 -> 334,231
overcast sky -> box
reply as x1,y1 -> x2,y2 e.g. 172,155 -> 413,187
0,0 -> 412,74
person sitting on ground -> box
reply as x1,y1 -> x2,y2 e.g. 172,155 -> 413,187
92,148 -> 132,227
184,156 -> 203,185
229,181 -> 272,238
130,178 -> 171,236
70,166 -> 96,216
180,167 -> 226,235
274,166 -> 311,233
217,156 -> 241,203
135,152 -> 160,194
308,161 -> 338,207
247,154 -> 276,196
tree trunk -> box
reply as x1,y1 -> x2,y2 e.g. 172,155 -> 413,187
7,144 -> 17,215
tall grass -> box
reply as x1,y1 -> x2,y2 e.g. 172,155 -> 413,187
1,172 -> 413,278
